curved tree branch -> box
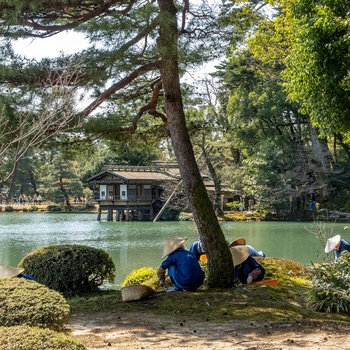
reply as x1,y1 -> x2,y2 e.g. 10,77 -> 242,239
1,0 -> 138,37
80,60 -> 162,117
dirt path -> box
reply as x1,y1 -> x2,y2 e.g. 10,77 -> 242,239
69,311 -> 350,349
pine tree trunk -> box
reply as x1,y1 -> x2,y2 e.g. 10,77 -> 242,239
156,0 -> 234,288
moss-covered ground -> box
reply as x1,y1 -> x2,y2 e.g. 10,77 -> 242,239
67,258 -> 350,325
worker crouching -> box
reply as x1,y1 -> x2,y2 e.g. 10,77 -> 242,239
157,237 -> 205,293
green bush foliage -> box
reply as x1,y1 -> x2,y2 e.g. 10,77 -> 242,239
0,325 -> 86,349
0,278 -> 70,329
29,205 -> 39,212
47,205 -> 62,212
160,207 -> 180,221
122,267 -> 157,287
178,212 -> 193,221
19,245 -> 116,297
308,251 -> 350,313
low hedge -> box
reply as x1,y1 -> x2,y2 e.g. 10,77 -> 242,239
0,325 -> 86,349
0,278 -> 70,330
19,244 -> 116,296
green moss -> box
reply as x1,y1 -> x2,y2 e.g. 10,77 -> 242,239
68,257 -> 350,324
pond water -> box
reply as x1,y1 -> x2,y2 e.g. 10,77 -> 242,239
0,213 -> 347,288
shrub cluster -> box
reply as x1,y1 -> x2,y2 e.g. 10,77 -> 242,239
19,245 -> 116,297
0,278 -> 86,349
308,250 -> 350,313
160,207 -> 180,221
46,205 -> 63,212
0,325 -> 85,350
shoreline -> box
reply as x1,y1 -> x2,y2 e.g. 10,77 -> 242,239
1,204 -> 350,223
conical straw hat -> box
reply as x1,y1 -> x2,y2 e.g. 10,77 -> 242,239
230,245 -> 250,266
228,237 -> 246,248
325,234 -> 341,253
0,264 -> 24,278
161,237 -> 188,259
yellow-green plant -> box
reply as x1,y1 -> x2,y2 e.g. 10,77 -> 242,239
122,267 -> 157,287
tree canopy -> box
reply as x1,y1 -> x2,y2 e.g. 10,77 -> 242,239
269,0 -> 350,137
1,0 -> 350,287
0,0 -> 245,288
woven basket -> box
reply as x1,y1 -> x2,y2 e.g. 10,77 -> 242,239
121,284 -> 156,302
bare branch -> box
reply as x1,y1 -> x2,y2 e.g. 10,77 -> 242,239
0,61 -> 87,182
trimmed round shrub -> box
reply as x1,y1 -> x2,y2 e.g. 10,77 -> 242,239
19,245 -> 116,297
0,278 -> 70,330
0,325 -> 86,349
122,267 -> 157,287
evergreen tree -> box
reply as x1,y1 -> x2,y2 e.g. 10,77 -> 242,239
0,0 -> 243,287
39,151 -> 84,207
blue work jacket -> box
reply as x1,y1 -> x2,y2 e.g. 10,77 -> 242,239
235,256 -> 265,284
335,239 -> 350,258
161,248 -> 204,291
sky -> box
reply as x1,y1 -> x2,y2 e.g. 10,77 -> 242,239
12,32 -> 89,59
12,31 -> 217,76
11,29 -> 218,108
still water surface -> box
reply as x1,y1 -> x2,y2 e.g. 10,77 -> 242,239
0,213 -> 347,287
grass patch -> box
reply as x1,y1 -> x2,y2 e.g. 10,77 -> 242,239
67,257 -> 350,325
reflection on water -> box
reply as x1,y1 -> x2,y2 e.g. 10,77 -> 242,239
0,213 -> 348,287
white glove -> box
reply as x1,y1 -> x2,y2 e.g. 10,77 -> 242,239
247,275 -> 253,284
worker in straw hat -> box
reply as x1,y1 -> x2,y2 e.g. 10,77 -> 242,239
230,245 -> 265,284
325,234 -> 350,259
188,239 -> 205,260
0,264 -> 37,281
228,237 -> 266,258
189,236 -> 266,263
157,237 -> 205,292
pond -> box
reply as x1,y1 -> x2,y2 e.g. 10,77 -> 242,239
0,213 -> 347,288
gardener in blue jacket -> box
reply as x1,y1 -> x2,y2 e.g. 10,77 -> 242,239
189,239 -> 205,260
229,237 -> 266,257
325,234 -> 350,258
230,245 -> 265,284
0,264 -> 37,281
157,237 -> 205,292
